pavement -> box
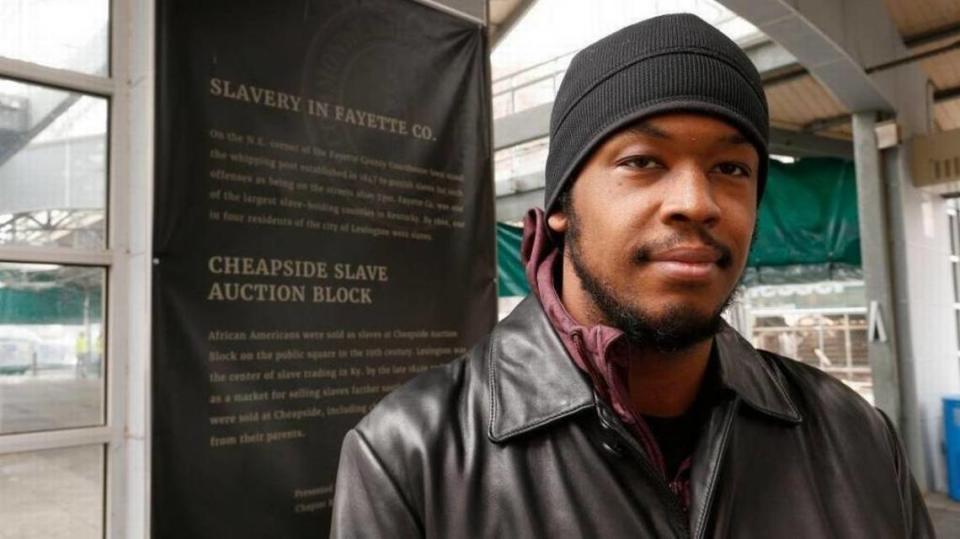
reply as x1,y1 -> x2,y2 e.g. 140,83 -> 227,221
0,445 -> 102,538
927,492 -> 960,538
0,370 -> 102,434
0,370 -> 104,538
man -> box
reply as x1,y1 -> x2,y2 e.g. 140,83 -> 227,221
331,13 -> 934,538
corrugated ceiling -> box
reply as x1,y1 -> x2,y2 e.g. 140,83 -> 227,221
766,75 -> 848,132
488,0 -> 537,45
883,0 -> 960,38
760,0 -> 960,136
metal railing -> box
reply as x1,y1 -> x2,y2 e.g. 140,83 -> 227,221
492,51 -> 576,119
494,136 -> 549,187
750,307 -> 873,402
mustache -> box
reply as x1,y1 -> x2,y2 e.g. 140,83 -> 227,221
633,226 -> 734,269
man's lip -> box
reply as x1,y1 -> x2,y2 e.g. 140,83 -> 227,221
648,246 -> 721,264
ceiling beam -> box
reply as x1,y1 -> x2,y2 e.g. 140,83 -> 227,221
493,103 -> 550,150
903,21 -> 960,49
934,85 -> 960,103
802,114 -> 851,133
769,127 -> 853,158
717,0 -> 927,133
791,84 -> 960,134
489,0 -> 538,48
756,23 -> 960,89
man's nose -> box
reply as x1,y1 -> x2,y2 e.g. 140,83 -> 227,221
659,164 -> 721,227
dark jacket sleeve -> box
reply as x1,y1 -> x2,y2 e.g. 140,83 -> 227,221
330,429 -> 423,539
877,409 -> 936,538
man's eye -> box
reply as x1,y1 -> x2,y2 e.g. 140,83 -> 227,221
714,162 -> 749,177
619,156 -> 660,170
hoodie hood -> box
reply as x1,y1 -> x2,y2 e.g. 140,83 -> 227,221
520,208 -> 668,474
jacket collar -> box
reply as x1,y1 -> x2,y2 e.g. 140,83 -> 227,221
713,321 -> 803,424
487,296 -> 595,442
487,297 -> 801,443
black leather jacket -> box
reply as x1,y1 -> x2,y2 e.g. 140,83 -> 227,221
331,296 -> 934,538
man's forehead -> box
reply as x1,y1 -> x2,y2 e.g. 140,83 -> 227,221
621,115 -> 751,146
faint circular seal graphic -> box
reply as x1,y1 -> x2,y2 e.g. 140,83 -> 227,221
299,1 -> 468,236
300,2 -> 447,153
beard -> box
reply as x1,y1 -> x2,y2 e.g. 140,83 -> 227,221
565,206 -> 740,354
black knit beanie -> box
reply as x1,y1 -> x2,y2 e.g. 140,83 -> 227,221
544,13 -> 770,214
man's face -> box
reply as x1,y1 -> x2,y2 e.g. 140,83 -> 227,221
548,113 -> 759,351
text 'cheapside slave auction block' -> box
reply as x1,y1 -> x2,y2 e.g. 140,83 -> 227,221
153,1 -> 494,536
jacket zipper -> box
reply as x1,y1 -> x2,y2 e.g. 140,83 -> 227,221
689,398 -> 738,539
572,330 -> 689,537
596,404 -> 691,537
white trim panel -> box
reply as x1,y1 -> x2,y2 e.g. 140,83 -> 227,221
0,246 -> 113,266
0,55 -> 115,96
0,426 -> 113,455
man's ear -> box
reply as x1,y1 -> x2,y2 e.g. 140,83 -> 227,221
547,211 -> 568,234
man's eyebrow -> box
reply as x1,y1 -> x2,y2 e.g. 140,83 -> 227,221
719,132 -> 750,145
625,122 -> 671,140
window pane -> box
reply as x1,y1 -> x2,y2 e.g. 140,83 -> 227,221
494,137 -> 549,185
0,263 -> 104,435
511,77 -> 554,115
956,310 -> 960,352
953,262 -> 960,305
492,92 -> 512,119
0,0 -> 109,76
0,445 -> 104,538
0,78 -> 107,249
950,213 -> 959,257
751,310 -> 872,404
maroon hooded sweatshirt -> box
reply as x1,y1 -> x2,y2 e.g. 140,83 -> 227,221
520,207 -> 708,510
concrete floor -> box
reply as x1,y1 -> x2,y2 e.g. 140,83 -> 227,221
0,370 -> 102,435
0,445 -> 102,539
0,370 -> 104,538
926,492 -> 960,538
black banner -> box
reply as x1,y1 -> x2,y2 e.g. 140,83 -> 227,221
152,1 -> 495,536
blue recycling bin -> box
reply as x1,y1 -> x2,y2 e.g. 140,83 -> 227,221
945,396 -> 960,501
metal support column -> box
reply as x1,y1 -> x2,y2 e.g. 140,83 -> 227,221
852,112 -> 902,424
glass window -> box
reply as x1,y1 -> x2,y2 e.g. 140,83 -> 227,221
0,0 -> 109,76
0,263 -> 105,435
511,77 -> 555,116
0,445 -> 104,538
494,137 -> 549,185
949,209 -> 958,258
492,92 -> 512,119
955,310 -> 960,356
750,307 -> 871,403
950,200 -> 960,357
0,78 -> 107,249
0,2 -> 114,536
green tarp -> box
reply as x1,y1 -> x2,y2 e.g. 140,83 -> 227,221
0,266 -> 103,325
497,222 -> 528,297
497,157 -> 861,297
0,286 -> 102,325
748,157 -> 860,268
